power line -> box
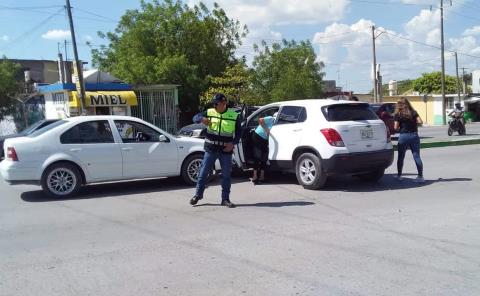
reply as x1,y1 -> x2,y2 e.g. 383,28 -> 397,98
0,5 -> 116,23
0,5 -> 63,11
73,7 -> 117,23
444,8 -> 480,23
378,29 -> 480,60
0,7 -> 65,51
348,0 -> 433,7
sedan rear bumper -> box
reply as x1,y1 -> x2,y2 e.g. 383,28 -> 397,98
0,160 -> 40,184
323,149 -> 394,175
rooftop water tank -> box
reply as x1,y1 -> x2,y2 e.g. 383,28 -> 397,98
389,80 -> 398,96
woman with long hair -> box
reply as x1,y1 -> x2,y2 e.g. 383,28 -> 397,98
250,112 -> 277,184
393,97 -> 425,182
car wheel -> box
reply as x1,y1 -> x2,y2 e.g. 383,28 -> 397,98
181,154 -> 213,186
447,127 -> 453,136
41,163 -> 82,198
357,168 -> 385,182
295,152 -> 327,190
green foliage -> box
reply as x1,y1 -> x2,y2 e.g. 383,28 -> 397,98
91,0 -> 247,112
200,62 -> 257,106
412,72 -> 458,94
250,39 -> 324,105
0,57 -> 21,120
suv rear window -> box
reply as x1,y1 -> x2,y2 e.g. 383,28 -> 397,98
322,104 -> 378,122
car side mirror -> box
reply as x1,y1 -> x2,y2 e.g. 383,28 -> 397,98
159,135 -> 168,142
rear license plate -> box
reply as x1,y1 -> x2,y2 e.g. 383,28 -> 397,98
361,129 -> 373,139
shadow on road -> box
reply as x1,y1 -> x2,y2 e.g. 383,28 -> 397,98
19,170 -> 473,202
254,172 -> 473,193
322,174 -> 472,193
194,201 -> 315,208
21,177 -> 193,202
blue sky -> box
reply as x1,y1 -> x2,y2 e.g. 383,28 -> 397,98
1,0 -> 479,93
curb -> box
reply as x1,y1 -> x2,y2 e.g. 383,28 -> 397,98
393,138 -> 480,150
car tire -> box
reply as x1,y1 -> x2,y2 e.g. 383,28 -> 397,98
41,162 -> 82,198
295,152 -> 327,190
357,168 -> 385,182
181,153 -> 213,186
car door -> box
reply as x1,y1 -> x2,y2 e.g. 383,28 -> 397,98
268,106 -> 307,161
59,120 -> 123,181
234,106 -> 279,167
113,120 -> 179,178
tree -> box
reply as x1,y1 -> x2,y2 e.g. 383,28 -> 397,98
0,57 -> 21,120
250,40 -> 324,105
200,61 -> 256,106
412,72 -> 457,94
91,0 -> 247,117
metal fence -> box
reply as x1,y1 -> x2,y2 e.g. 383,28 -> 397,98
132,88 -> 178,134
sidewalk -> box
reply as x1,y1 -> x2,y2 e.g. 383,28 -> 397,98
392,122 -> 480,149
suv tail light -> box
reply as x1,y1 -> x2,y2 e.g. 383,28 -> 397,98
6,147 -> 18,161
321,128 -> 345,147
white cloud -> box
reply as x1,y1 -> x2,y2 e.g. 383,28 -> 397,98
1,35 -> 9,42
463,26 -> 480,36
401,0 -> 435,4
313,19 -> 409,65
405,9 -> 440,40
449,36 -> 480,55
188,0 -> 348,26
41,29 -> 71,40
187,0 -> 350,65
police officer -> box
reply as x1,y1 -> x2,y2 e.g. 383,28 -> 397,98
190,93 -> 242,208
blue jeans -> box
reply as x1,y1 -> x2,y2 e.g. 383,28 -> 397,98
397,132 -> 423,177
195,151 -> 232,201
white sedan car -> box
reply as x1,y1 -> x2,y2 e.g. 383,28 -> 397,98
0,116 -> 210,198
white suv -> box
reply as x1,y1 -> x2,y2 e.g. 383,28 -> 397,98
234,99 -> 394,189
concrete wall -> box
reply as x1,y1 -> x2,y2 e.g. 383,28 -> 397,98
381,95 -> 436,126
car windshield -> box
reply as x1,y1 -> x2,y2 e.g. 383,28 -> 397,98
27,120 -> 67,137
322,104 -> 378,121
370,105 -> 381,113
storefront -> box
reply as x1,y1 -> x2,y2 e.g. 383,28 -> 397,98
36,71 -> 179,133
38,83 -> 138,119
69,90 -> 138,116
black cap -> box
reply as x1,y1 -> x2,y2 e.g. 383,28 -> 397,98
211,93 -> 226,104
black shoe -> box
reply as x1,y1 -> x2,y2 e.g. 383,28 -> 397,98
221,200 -> 236,208
190,195 -> 202,205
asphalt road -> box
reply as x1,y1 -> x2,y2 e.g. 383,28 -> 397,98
1,145 -> 479,296
409,122 -> 480,141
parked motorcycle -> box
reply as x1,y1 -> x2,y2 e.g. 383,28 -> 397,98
448,114 -> 466,136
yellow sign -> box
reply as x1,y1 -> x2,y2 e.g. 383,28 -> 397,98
69,91 -> 138,108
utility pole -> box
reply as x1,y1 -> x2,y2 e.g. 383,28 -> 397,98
372,26 -> 377,103
454,52 -> 461,103
65,0 -> 86,114
461,67 -> 467,94
63,39 -> 70,83
57,42 -> 65,83
440,0 -> 447,124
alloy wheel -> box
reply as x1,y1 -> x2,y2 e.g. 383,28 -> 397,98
299,159 -> 316,185
187,159 -> 203,183
46,167 -> 77,196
